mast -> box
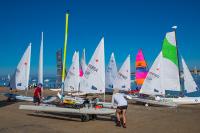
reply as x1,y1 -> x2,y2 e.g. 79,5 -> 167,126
172,26 -> 183,96
61,11 -> 69,102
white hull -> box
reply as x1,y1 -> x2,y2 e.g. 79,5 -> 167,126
131,97 -> 177,107
15,95 -> 33,101
3,93 -> 57,103
160,97 -> 200,105
50,88 -> 61,92
19,105 -> 115,115
57,92 -> 85,104
97,102 -> 112,108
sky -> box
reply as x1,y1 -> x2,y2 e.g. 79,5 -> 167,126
0,0 -> 200,76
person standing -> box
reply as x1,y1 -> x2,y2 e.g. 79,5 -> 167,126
111,89 -> 128,128
33,83 -> 42,105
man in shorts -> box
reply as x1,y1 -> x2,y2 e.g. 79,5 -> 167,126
33,83 -> 42,105
112,89 -> 128,128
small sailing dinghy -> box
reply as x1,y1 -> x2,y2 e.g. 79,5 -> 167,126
79,37 -> 106,94
115,55 -> 131,92
6,43 -> 32,101
61,51 -> 85,104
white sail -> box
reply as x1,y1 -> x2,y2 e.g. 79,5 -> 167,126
140,52 -> 164,95
64,51 -> 80,92
38,32 -> 43,85
140,31 -> 181,96
80,48 -> 87,75
182,57 -> 198,93
10,44 -> 31,90
116,55 -> 131,91
161,31 -> 180,92
105,53 -> 118,90
80,37 -> 105,93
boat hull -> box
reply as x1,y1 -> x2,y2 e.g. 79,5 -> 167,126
160,97 -> 200,105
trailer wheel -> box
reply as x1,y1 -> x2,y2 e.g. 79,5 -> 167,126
81,114 -> 90,122
90,114 -> 97,120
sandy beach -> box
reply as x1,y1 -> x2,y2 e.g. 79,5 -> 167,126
0,87 -> 200,133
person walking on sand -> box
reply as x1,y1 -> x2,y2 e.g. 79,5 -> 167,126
112,89 -> 128,128
33,83 -> 43,106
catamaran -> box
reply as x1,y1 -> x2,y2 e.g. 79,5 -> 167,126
105,53 -> 118,92
132,28 -> 200,106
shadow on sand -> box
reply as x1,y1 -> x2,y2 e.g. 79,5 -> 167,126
27,112 -> 114,122
0,99 -> 18,108
28,113 -> 82,122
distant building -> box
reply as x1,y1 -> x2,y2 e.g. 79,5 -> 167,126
56,49 -> 62,88
194,66 -> 198,75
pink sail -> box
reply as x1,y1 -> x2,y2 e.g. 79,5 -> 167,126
136,49 -> 145,61
136,72 -> 148,79
135,49 -> 148,91
79,69 -> 83,77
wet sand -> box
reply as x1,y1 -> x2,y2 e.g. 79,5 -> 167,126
0,87 -> 200,133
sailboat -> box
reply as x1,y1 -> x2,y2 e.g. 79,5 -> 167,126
57,38 -> 105,104
6,43 -> 33,101
19,29 -> 115,120
159,57 -> 200,105
79,37 -> 105,94
64,51 -> 80,92
115,55 -> 131,91
56,51 -> 84,104
105,53 -> 118,92
134,29 -> 200,106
